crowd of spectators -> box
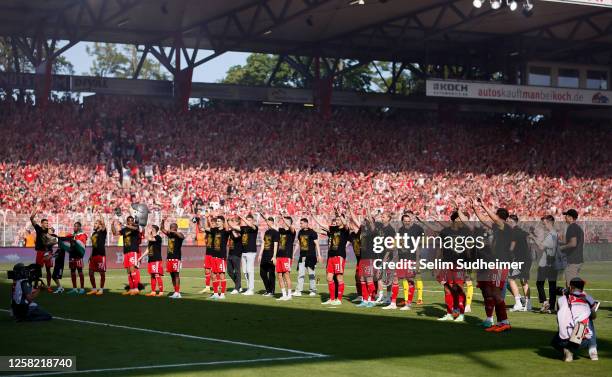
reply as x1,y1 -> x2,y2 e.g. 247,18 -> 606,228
0,97 -> 610,222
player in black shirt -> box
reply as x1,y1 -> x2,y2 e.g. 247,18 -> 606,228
30,211 -> 52,289
473,198 -> 512,332
87,218 -> 107,296
435,211 -> 470,321
355,209 -> 379,307
294,218 -> 321,297
227,217 -> 244,294
275,213 -> 296,301
313,211 -> 350,305
112,216 -> 142,296
507,214 -> 532,311
205,215 -> 231,299
141,225 -> 163,296
238,214 -> 258,295
161,218 -> 185,299
383,213 -> 424,311
256,216 -> 279,296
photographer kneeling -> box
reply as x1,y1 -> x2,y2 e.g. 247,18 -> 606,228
9,263 -> 52,322
551,277 -> 598,362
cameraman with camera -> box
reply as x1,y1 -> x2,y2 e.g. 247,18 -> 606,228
551,278 -> 598,362
9,263 -> 52,322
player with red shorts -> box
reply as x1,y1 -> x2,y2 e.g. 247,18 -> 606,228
112,216 -> 142,296
207,215 -> 230,300
383,213 -> 424,311
141,225 -> 164,297
65,222 -> 88,295
435,211 -> 470,322
313,213 -> 350,305
87,218 -> 107,296
30,211 -> 53,289
274,213 -> 296,301
472,198 -> 513,333
348,207 -> 375,307
161,218 -> 185,299
198,213 -> 214,294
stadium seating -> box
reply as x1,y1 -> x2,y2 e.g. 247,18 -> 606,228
0,97 -> 610,223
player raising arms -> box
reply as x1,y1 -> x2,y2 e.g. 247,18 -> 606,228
257,215 -> 279,297
471,197 -> 512,332
30,211 -> 53,289
112,216 -> 142,296
275,211 -> 296,301
383,212 -> 424,311
140,225 -> 164,297
294,217 -> 321,297
313,208 -> 350,306
239,214 -> 258,295
206,214 -> 230,300
66,222 -> 88,295
161,218 -> 185,299
352,208 -> 377,307
87,217 -> 107,296
198,209 -> 213,294
426,209 -> 469,322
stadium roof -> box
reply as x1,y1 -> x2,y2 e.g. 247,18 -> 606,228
1,0 -> 612,68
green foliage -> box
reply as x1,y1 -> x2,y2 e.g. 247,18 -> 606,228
0,37 -> 74,75
223,53 -> 298,87
86,43 -> 168,80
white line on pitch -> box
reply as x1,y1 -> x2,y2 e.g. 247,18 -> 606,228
0,309 -> 327,359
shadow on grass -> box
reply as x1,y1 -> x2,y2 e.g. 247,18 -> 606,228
0,280 -> 609,377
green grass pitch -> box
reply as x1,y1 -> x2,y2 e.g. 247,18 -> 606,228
0,262 -> 610,377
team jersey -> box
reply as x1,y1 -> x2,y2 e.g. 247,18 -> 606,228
228,231 -> 243,257
511,226 -> 531,263
439,225 -> 470,264
492,223 -> 513,262
147,235 -> 163,262
327,226 -> 350,259
397,224 -> 424,260
205,229 -> 215,254
212,228 -> 230,259
91,229 -> 107,257
34,224 -> 48,251
261,229 -> 279,262
240,225 -> 258,253
277,228 -> 296,258
167,233 -> 184,260
120,227 -> 141,254
360,223 -> 377,260
297,228 -> 318,258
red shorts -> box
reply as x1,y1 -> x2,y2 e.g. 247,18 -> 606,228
211,257 -> 226,274
36,250 -> 53,268
147,261 -> 164,275
123,251 -> 138,268
327,256 -> 345,275
69,258 -> 84,270
275,257 -> 291,273
477,269 -> 508,289
204,254 -> 213,269
166,259 -> 181,273
396,263 -> 416,280
89,256 -> 106,272
358,258 -> 373,278
437,269 -> 465,285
